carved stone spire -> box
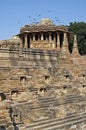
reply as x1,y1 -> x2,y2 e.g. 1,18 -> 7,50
72,34 -> 80,56
62,32 -> 69,57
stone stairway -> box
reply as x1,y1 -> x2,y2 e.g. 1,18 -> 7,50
12,93 -> 86,130
25,112 -> 86,130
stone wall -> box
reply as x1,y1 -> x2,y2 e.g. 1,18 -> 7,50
0,47 -> 86,130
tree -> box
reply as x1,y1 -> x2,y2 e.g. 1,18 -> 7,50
68,22 -> 86,55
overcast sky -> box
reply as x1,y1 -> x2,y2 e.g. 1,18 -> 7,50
0,0 -> 86,40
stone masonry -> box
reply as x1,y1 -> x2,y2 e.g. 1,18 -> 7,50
0,18 -> 86,130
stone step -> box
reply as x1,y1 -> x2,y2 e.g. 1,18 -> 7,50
30,100 -> 85,110
25,112 -> 85,128
34,116 -> 49,123
65,95 -> 86,101
0,119 -> 6,124
0,122 -> 7,128
38,96 -> 55,100
13,94 -> 86,109
42,116 -> 86,130
12,96 -> 86,116
25,112 -> 86,130
26,116 -> 64,128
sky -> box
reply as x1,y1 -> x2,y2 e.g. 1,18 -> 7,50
0,0 -> 86,40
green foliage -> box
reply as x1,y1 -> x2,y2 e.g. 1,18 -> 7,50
68,22 -> 86,55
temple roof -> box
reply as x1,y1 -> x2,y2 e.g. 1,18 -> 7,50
20,18 -> 69,34
37,18 -> 55,26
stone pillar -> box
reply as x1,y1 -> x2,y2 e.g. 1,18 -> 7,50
33,33 -> 35,42
63,32 -> 68,52
49,33 -> 52,48
20,37 -> 23,48
41,33 -> 43,41
63,32 -> 68,46
24,34 -> 28,48
57,32 -> 60,49
38,34 -> 41,41
52,35 -> 56,48
74,34 -> 77,48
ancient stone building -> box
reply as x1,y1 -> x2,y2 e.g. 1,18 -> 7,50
18,18 -> 70,50
0,18 -> 86,130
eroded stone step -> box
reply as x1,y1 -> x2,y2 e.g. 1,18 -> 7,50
25,112 -> 86,130
42,116 -> 86,130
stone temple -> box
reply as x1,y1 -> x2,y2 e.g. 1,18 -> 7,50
0,18 -> 86,130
